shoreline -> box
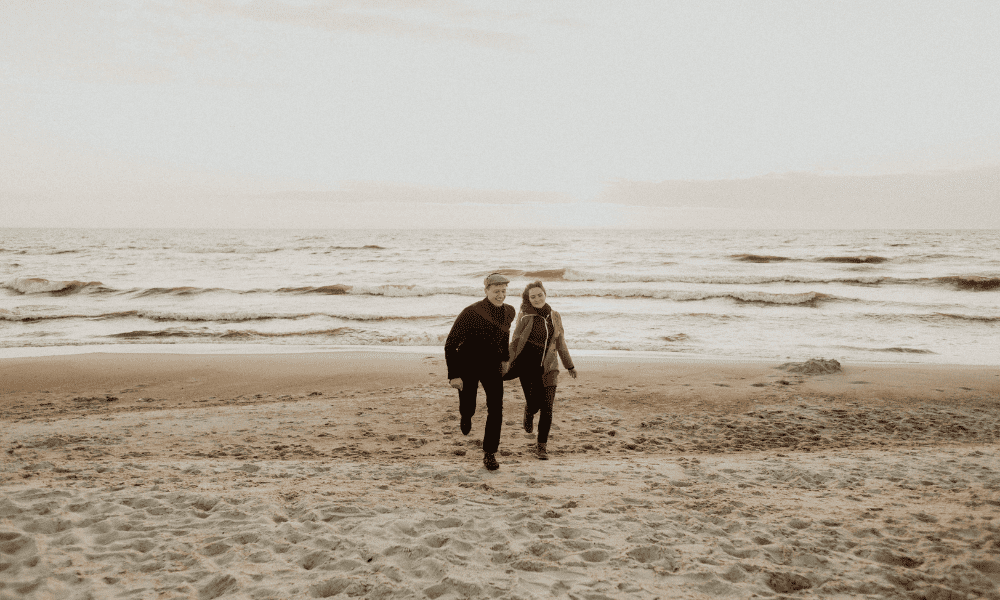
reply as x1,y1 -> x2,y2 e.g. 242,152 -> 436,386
2,350 -> 998,411
2,342 -> 999,367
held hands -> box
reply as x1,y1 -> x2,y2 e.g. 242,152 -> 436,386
449,378 -> 464,391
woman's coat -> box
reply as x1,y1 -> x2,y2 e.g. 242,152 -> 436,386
506,305 -> 575,387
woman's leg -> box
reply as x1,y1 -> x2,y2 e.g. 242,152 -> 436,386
536,386 -> 557,445
519,367 -> 543,433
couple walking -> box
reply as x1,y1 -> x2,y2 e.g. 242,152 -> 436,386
444,272 -> 577,471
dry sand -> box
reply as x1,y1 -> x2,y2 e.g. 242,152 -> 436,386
1,351 -> 999,600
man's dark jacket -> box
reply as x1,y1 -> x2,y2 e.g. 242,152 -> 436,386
445,299 -> 515,380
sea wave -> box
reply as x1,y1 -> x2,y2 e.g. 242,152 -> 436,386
565,270 -> 889,286
1,278 -> 837,304
2,277 -> 107,295
277,285 -> 352,295
489,268 -> 572,281
485,267 -> 889,286
815,255 -> 889,264
837,345 -> 937,354
895,253 -> 964,263
935,276 -> 1000,291
731,254 -> 796,263
9,273 -> 996,303
726,291 -> 831,305
662,333 -> 691,342
876,347 -> 936,354
101,327 -> 447,346
375,332 -> 449,346
732,254 -> 892,264
931,312 -> 1000,323
107,327 -> 356,340
0,309 -> 445,324
558,288 -> 833,305
134,286 -> 219,298
0,312 -> 85,323
179,247 -> 283,254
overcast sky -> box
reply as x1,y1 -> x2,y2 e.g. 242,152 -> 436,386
3,1 -> 999,228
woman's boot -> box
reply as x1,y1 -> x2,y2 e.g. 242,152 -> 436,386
535,443 -> 548,460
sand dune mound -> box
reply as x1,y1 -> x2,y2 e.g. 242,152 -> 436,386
778,358 -> 842,374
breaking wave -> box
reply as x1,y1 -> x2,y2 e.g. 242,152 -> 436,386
734,254 -> 891,264
277,285 -> 352,295
134,287 -> 217,298
2,277 -> 107,295
10,273 -> 997,302
102,328 -> 447,346
179,247 -> 283,254
935,276 -> 1000,291
564,270 -> 889,286
0,309 -> 445,324
815,255 -> 889,264
876,347 -> 936,354
558,289 -> 834,305
490,268 -> 573,281
107,328 -> 356,340
837,345 -> 938,355
731,254 -> 796,263
481,268 -> 902,286
931,312 -> 1000,323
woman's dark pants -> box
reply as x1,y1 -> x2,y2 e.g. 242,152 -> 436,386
520,369 -> 557,444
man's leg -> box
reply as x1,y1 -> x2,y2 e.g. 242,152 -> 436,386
481,367 -> 504,455
458,372 -> 480,435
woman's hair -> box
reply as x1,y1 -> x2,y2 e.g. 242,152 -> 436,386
521,280 -> 547,306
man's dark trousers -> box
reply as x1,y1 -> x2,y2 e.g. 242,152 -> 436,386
458,364 -> 503,454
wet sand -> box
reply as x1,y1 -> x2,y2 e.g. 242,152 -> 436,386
1,352 -> 999,599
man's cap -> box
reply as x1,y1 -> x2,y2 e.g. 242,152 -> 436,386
484,272 -> 510,286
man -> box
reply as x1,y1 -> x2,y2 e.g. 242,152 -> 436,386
445,272 -> 515,471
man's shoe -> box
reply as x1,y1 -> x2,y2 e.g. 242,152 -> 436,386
460,416 -> 471,436
483,452 -> 499,471
535,443 -> 549,460
522,408 -> 533,434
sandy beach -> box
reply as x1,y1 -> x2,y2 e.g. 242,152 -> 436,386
1,351 -> 999,599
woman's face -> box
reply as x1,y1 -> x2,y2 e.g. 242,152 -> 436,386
528,286 -> 546,308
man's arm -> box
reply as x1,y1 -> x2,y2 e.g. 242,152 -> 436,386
500,305 -> 516,363
444,307 -> 472,381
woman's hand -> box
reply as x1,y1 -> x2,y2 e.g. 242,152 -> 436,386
568,368 -> 578,379
449,378 -> 464,391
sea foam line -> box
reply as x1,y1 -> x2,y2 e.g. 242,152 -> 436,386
0,310 -> 446,324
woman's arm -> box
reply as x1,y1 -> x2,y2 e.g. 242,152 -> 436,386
508,312 -> 528,358
554,312 -> 575,374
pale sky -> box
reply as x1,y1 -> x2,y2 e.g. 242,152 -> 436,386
3,1 -> 999,228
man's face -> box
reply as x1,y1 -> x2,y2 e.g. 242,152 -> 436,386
485,283 -> 507,307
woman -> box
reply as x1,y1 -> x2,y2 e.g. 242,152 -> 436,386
503,280 -> 577,460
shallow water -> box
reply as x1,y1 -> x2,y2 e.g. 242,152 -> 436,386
2,228 -> 998,364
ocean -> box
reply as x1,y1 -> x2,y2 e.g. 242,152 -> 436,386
2,228 -> 998,365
